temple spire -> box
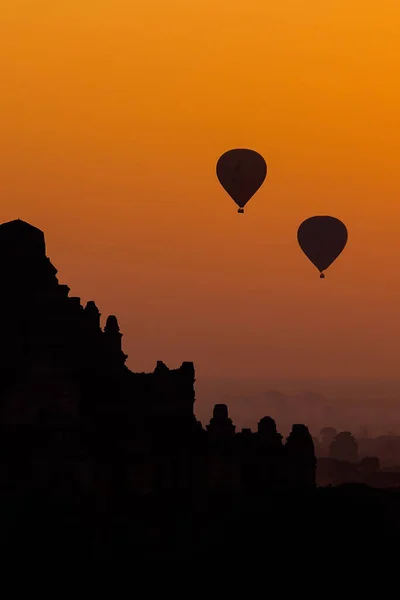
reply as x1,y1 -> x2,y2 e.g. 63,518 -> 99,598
103,315 -> 127,367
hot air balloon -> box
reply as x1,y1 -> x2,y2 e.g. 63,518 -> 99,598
297,216 -> 348,279
216,149 -> 267,213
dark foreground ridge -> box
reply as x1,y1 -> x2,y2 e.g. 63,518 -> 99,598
0,219 -> 399,560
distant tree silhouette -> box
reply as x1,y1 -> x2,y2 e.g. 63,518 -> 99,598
329,431 -> 359,463
358,456 -> 380,476
320,426 -> 337,454
312,436 -> 323,457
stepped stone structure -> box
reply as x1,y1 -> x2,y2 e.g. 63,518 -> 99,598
0,219 -> 316,498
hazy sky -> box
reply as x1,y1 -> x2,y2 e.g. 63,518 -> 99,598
2,1 -> 400,379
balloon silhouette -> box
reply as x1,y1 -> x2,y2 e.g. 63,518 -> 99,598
297,216 -> 348,279
216,149 -> 267,213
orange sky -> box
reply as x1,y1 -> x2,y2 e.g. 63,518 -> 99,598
1,1 -> 400,379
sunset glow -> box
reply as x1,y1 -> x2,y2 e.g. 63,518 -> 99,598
2,1 -> 400,380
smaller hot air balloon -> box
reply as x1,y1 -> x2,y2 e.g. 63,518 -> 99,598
297,216 -> 348,278
216,148 -> 267,213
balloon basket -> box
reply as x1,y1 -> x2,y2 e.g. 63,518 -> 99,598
320,273 -> 325,279
238,208 -> 244,214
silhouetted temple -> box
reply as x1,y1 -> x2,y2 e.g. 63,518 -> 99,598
0,219 -> 316,501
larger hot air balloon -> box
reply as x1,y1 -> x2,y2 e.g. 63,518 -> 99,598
297,216 -> 348,279
216,149 -> 267,213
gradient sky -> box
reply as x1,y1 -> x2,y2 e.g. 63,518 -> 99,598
2,1 -> 400,380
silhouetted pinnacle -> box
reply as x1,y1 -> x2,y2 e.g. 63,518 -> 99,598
258,416 -> 278,435
85,300 -> 100,314
84,301 -> 101,330
0,219 -> 46,257
213,404 -> 229,420
104,315 -> 120,333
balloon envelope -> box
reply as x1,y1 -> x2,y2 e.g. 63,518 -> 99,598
297,216 -> 348,275
216,149 -> 267,210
